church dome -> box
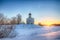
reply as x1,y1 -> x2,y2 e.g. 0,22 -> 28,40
29,13 -> 31,15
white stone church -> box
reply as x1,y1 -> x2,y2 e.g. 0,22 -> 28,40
26,13 -> 34,24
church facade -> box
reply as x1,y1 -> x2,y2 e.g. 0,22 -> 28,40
26,13 -> 34,24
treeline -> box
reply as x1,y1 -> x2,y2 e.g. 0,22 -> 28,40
0,13 -> 22,25
52,24 -> 60,26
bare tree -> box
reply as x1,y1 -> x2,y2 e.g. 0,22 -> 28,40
17,14 -> 21,24
0,13 -> 22,25
0,13 -> 5,25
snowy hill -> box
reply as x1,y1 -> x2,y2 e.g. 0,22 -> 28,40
0,24 -> 60,40
9,24 -> 42,37
16,24 -> 41,29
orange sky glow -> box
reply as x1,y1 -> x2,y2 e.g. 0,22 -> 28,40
35,17 -> 60,26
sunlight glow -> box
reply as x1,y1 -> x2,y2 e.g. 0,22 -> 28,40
40,17 -> 59,26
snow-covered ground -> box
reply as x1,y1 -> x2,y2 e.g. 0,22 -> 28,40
0,24 -> 60,40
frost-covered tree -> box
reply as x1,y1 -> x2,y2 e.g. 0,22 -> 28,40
10,17 -> 17,24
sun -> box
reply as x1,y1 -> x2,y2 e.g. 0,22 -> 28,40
40,17 -> 55,26
41,20 -> 53,26
44,20 -> 53,26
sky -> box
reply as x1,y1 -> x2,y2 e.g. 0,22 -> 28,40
0,0 -> 60,24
